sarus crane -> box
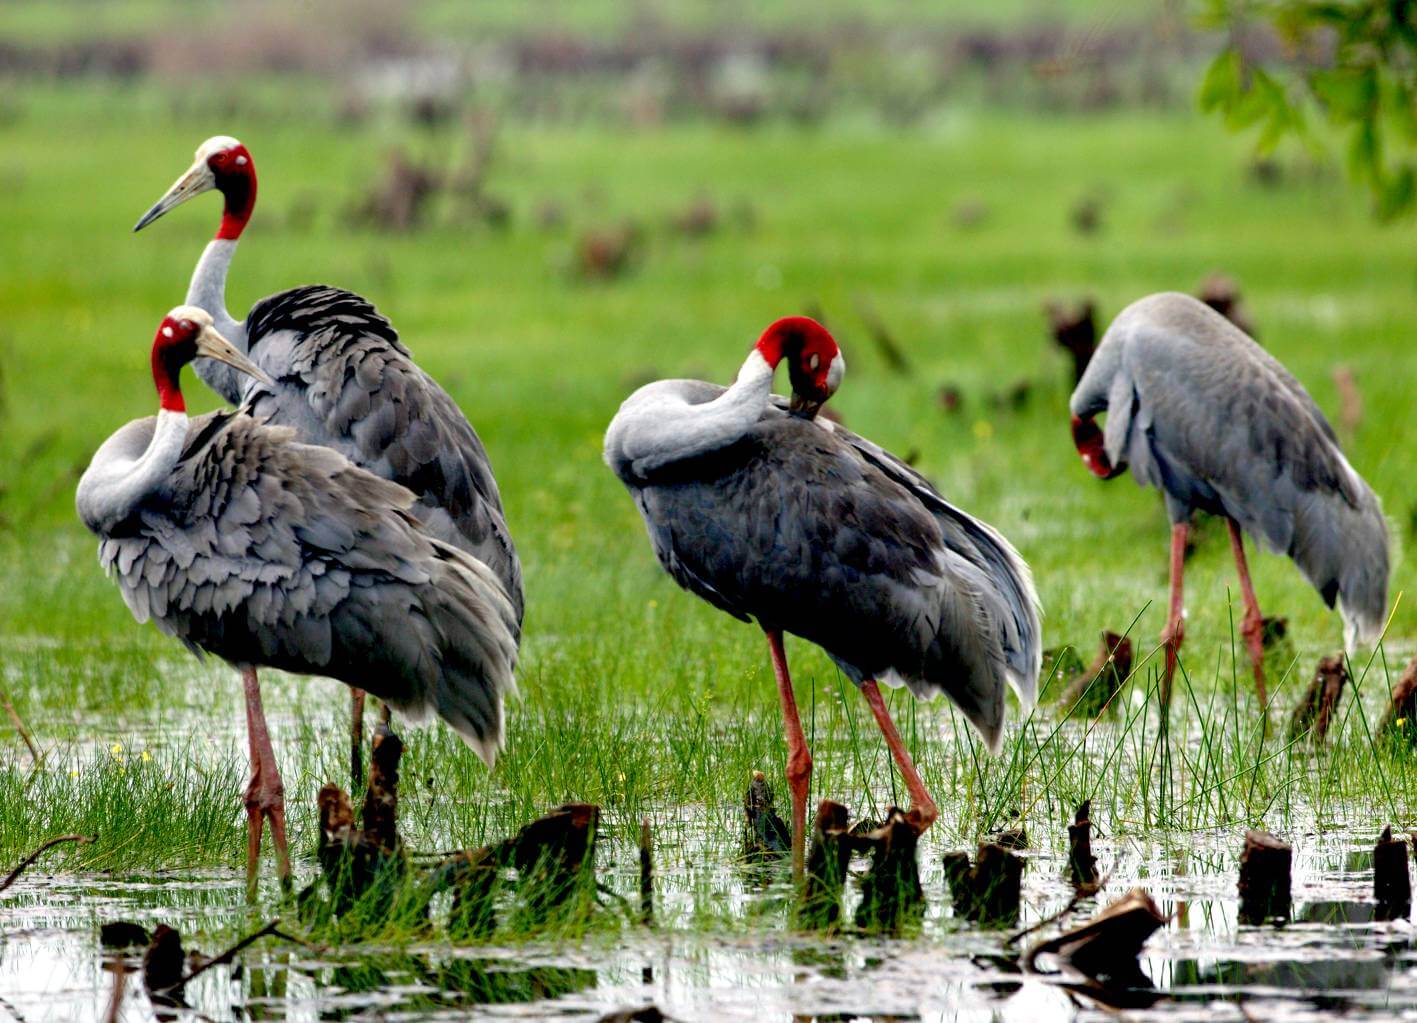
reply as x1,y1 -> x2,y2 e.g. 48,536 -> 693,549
77,307 -> 519,889
605,316 -> 1041,879
1069,292 -> 1389,708
133,135 -> 522,783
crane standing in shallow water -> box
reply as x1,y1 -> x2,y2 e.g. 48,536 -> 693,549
605,317 -> 1042,880
1069,292 -> 1389,708
134,136 -> 523,785
77,308 -> 519,891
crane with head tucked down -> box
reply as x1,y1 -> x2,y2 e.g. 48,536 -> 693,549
605,316 -> 1042,880
1069,292 -> 1390,708
77,308 -> 519,889
133,136 -> 523,782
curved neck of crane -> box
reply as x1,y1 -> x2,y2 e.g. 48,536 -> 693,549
186,240 -> 245,347
216,168 -> 255,241
619,350 -> 777,477
76,409 -> 188,535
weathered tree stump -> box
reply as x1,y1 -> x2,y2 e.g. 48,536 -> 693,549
798,800 -> 851,930
142,924 -> 186,1007
1374,826 -> 1412,921
361,725 -> 403,852
742,771 -> 790,861
1066,800 -> 1099,890
855,808 -> 924,932
316,783 -> 399,916
945,841 -> 1023,926
1289,654 -> 1347,745
1060,632 -> 1131,717
1025,888 -> 1166,987
991,827 -> 1029,851
1378,654 -> 1417,743
438,846 -> 500,940
1045,298 -> 1098,382
100,920 -> 150,948
1238,829 -> 1291,924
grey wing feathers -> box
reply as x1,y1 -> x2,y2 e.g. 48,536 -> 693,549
240,285 -> 524,628
831,421 -> 1043,708
619,398 -> 1040,754
1075,292 -> 1389,646
97,412 -> 519,764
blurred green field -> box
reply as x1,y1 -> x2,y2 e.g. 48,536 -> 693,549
1,72 -> 1415,874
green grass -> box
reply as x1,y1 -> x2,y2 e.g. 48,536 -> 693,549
1,79 -> 1415,897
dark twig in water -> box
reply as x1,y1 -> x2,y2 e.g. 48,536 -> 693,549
1007,872 -> 1111,947
0,833 -> 92,895
101,963 -> 129,1023
639,816 -> 654,926
181,918 -> 284,984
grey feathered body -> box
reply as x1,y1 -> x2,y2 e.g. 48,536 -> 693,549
607,383 -> 1041,752
196,285 -> 523,630
78,410 -> 519,760
1071,291 -> 1389,645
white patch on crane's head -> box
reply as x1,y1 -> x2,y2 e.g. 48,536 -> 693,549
195,135 -> 243,161
161,326 -> 174,338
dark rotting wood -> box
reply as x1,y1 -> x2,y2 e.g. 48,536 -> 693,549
945,842 -> 1024,926
854,807 -> 924,932
180,919 -> 283,985
503,802 -> 600,926
1060,632 -> 1132,718
142,924 -> 186,1002
597,1005 -> 675,1023
100,920 -> 150,948
360,724 -> 403,853
1378,654 -> 1417,742
316,783 -> 394,913
0,833 -> 92,895
992,827 -> 1029,851
1374,826 -> 1412,921
439,846 -> 500,940
639,816 -> 653,926
742,770 -> 789,861
798,799 -> 851,930
1045,298 -> 1098,385
1238,828 -> 1292,924
1289,654 -> 1347,745
1024,888 -> 1166,987
1067,800 -> 1100,890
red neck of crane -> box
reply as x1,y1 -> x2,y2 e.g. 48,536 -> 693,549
151,327 -> 191,413
216,154 -> 257,241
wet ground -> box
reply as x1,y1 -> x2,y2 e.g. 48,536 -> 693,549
4,824 -> 1416,1021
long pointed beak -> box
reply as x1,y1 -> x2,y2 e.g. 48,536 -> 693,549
134,159 -> 214,232
195,326 -> 275,388
789,392 -> 823,419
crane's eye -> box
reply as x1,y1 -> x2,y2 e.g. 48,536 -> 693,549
180,321 -> 193,332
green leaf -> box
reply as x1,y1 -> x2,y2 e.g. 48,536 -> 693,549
1198,48 -> 1242,113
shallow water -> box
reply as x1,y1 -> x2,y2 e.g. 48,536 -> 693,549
4,822 -> 1416,1022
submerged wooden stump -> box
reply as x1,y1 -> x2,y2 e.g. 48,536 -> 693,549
142,924 -> 186,1004
1238,829 -> 1292,924
1374,826 -> 1412,921
854,808 -> 924,933
945,841 -> 1024,926
1066,800 -> 1099,890
1060,632 -> 1132,717
742,771 -> 790,862
361,725 -> 403,852
798,800 -> 851,930
436,802 -> 602,937
1378,655 -> 1417,743
1290,654 -> 1347,745
1025,888 -> 1166,988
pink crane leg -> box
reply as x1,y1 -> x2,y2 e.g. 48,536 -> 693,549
1161,523 -> 1189,707
765,629 -> 811,883
350,688 -> 366,792
1226,518 -> 1269,711
861,680 -> 939,832
241,667 -> 291,893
